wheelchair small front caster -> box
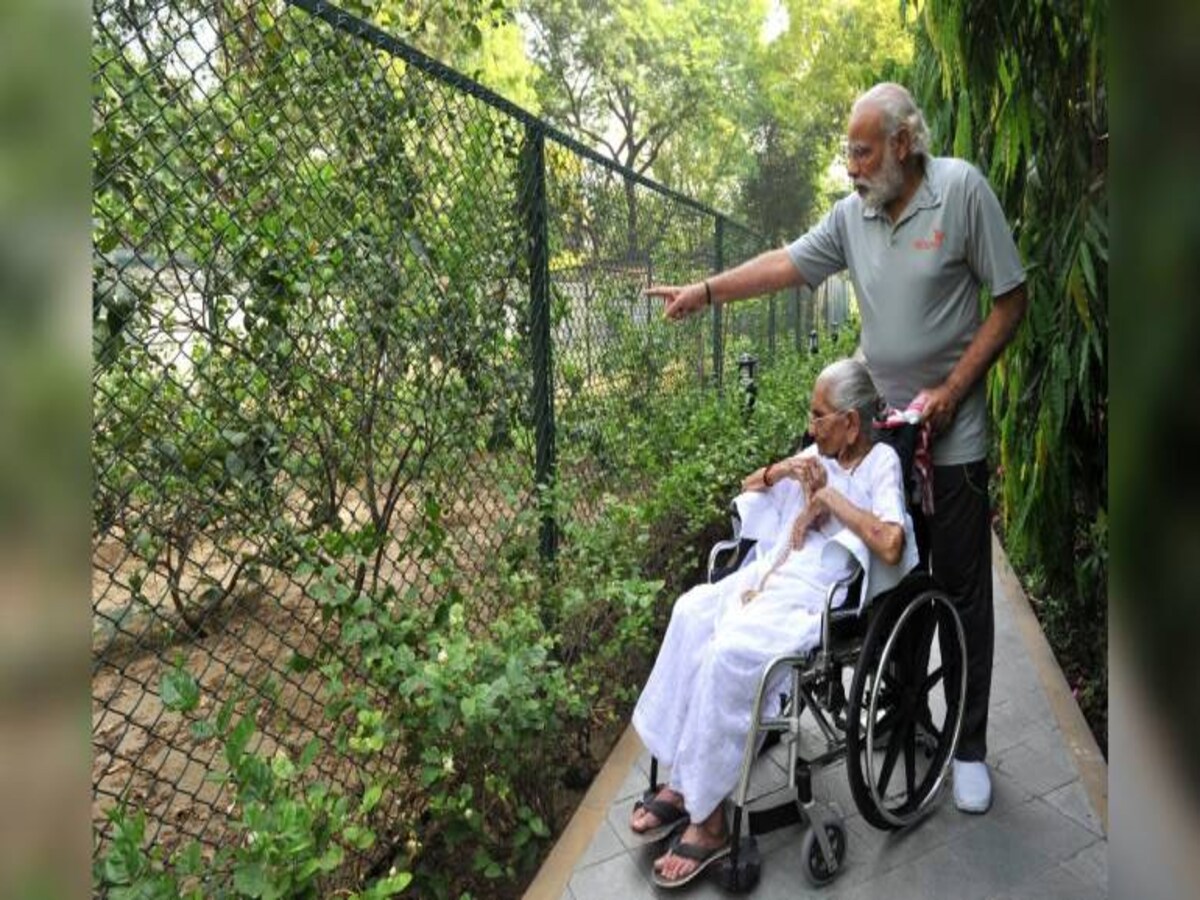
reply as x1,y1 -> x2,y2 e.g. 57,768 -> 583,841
713,835 -> 761,893
800,821 -> 847,886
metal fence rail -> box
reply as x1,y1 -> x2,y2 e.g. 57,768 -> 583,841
91,0 -> 825,888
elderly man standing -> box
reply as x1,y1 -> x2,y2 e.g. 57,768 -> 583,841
646,82 -> 1027,815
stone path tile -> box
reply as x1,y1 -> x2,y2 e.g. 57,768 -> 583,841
1060,840 -> 1108,891
567,848 -> 656,900
989,860 -> 1108,899
993,727 -> 1079,798
1042,779 -> 1106,838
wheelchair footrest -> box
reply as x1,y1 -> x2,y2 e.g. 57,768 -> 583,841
714,835 -> 762,893
747,801 -> 804,836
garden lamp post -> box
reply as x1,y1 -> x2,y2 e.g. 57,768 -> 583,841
737,352 -> 758,416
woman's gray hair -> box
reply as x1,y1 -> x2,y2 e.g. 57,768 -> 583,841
817,358 -> 884,437
853,82 -> 931,159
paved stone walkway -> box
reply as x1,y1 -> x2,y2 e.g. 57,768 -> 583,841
526,536 -> 1107,899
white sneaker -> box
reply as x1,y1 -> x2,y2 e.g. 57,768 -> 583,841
952,760 -> 992,814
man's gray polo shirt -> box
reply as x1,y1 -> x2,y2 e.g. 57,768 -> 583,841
786,156 -> 1025,465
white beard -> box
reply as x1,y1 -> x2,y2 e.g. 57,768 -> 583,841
855,149 -> 906,212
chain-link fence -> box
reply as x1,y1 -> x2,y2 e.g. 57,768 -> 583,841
91,0 -> 836,890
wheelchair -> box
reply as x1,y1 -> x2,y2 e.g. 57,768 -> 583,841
641,424 -> 968,890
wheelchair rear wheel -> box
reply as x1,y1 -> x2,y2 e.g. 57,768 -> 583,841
845,579 -> 967,830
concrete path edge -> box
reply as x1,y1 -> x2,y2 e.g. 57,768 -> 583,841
522,725 -> 645,900
990,531 -> 1108,832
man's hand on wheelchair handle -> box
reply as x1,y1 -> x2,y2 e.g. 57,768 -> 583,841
918,382 -> 962,434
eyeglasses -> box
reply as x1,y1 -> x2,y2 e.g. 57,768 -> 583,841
842,133 -> 901,165
808,408 -> 847,431
843,142 -> 873,163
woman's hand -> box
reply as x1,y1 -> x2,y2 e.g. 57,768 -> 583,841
742,455 -> 826,494
809,486 -> 835,516
791,485 -> 833,548
773,456 -> 827,496
741,465 -> 770,492
789,501 -> 830,549
791,457 -> 827,498
810,485 -> 905,566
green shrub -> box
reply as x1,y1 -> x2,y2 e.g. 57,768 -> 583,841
95,667 -> 412,899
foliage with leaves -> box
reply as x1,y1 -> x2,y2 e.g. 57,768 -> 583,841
93,0 -> 538,638
523,0 -> 765,177
522,0 -> 769,255
96,668 -> 412,899
904,0 -> 1107,745
297,581 -> 565,893
739,0 -> 915,241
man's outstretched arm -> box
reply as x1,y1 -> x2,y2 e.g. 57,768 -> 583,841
645,248 -> 807,321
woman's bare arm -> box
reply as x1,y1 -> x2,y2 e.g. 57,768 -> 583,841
808,486 -> 905,565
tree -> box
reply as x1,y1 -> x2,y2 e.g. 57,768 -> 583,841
351,0 -> 540,106
522,0 -> 767,256
738,119 -> 824,245
737,0 -> 914,239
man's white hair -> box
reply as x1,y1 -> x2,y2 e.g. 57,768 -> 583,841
853,82 -> 932,159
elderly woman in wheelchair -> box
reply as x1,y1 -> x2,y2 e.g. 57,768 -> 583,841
629,358 -> 966,890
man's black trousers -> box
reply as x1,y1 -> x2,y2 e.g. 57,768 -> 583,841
926,458 -> 993,763
911,459 -> 994,762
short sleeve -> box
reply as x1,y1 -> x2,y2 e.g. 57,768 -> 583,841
963,166 -> 1026,297
867,444 -> 907,526
785,203 -> 848,288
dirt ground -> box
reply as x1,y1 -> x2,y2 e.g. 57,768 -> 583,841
93,569 -> 347,850
91,472 -> 534,866
89,438 -> 643,900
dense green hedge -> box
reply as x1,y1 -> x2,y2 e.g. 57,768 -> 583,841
907,0 -> 1107,749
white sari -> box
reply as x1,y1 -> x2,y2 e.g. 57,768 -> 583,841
631,442 -> 916,821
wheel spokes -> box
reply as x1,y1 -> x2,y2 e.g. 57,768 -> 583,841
875,704 -> 900,736
847,593 -> 971,829
904,722 -> 917,800
876,714 -> 907,796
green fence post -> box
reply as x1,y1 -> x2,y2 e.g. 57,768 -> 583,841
521,123 -> 557,566
713,215 -> 724,393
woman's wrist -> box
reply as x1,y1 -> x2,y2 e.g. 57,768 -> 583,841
763,463 -> 775,487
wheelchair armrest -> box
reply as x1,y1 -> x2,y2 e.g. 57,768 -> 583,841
707,538 -> 744,584
706,503 -> 745,584
820,564 -> 865,653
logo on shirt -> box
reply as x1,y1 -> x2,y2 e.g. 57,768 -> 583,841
913,229 -> 945,251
